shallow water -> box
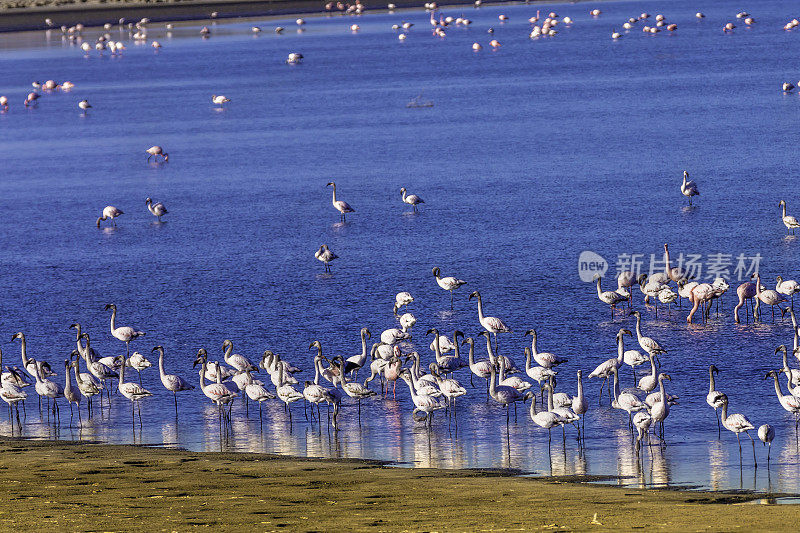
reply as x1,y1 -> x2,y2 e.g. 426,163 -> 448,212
2,0 -> 800,494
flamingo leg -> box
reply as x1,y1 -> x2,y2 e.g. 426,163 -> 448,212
747,432 -> 757,467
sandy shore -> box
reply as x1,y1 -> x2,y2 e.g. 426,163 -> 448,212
0,0 -> 508,32
1,437 -> 798,531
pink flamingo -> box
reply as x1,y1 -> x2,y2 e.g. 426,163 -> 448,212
734,278 -> 757,323
687,283 -> 714,323
383,348 -> 404,399
755,273 -> 787,322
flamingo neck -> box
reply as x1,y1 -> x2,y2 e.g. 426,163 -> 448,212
664,247 -> 671,275
720,401 -> 728,424
433,334 -> 441,361
709,368 -> 715,393
401,189 -> 407,202
546,385 -> 555,411
617,337 -> 625,363
331,184 -> 337,204
612,371 -> 620,401
314,358 -> 321,385
525,348 -> 532,371
18,336 -> 28,366
158,350 -> 166,378
659,377 -> 666,402
635,315 -> 644,339
488,366 -> 497,397
453,337 -> 460,359
119,357 -> 126,384
577,374 -> 584,398
64,364 -> 72,392
223,342 -> 232,363
531,333 -> 538,355
484,336 -> 496,364
596,278 -> 603,298
475,296 -> 485,322
199,360 -> 207,390
772,374 -> 783,398
499,355 -> 507,381
782,203 -> 787,219
109,308 -> 117,333
467,342 -> 475,366
73,361 -> 83,385
783,350 -> 790,373
361,333 -> 368,357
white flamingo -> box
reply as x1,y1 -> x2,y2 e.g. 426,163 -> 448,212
706,364 -> 725,437
595,275 -> 627,317
393,292 -> 414,316
63,359 -> 81,421
399,370 -> 445,427
487,361 -> 530,426
315,244 -> 338,273
212,94 -> 230,105
153,346 -> 194,415
758,424 -> 775,463
463,336 -> 492,390
400,187 -> 424,212
588,328 -> 630,404
331,357 -> 376,426
96,206 -> 123,227
776,345 -> 800,386
754,273 -> 787,322
432,267 -> 467,308
719,394 -> 757,465
572,370 -> 588,438
765,370 -> 800,430
34,361 -> 63,416
524,329 -> 567,368
469,291 -> 511,352
11,332 -> 55,379
680,170 -> 699,205
629,311 -> 666,360
194,349 -> 238,418
779,200 -> 800,235
650,373 -> 672,439
145,145 -> 169,162
327,181 -> 355,222
529,386 -> 567,444
777,276 -> 800,309
145,197 -> 168,222
118,353 -> 153,427
105,303 -> 145,356
221,339 -> 258,373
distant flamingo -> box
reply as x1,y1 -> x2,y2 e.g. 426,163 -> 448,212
400,187 -> 424,212
680,170 -> 699,205
96,206 -> 123,227
595,275 -> 627,318
146,145 -> 169,162
754,273 -> 787,322
327,181 -> 354,222
779,200 -> 800,235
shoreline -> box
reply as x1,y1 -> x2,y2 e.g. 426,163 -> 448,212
2,436 -> 799,531
0,0 -> 540,32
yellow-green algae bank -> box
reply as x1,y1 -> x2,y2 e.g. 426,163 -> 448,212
0,438 -> 798,531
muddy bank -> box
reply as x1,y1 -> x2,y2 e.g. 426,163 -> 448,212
1,437 -> 798,531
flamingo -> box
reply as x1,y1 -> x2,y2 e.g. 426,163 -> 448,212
432,267 -> 467,308
497,354 -> 531,392
393,292 -> 414,316
572,370 -> 588,438
11,332 -> 55,380
719,394 -> 757,466
331,357 -> 376,426
117,353 -> 153,428
0,348 -> 30,390
734,277 -> 758,323
610,366 -> 646,427
145,198 -> 168,222
463,336 -> 492,390
429,363 -> 467,407
523,347 -> 556,400
776,345 -> 800,386
663,244 -> 690,283
69,353 -> 100,418
33,361 -> 63,417
765,370 -> 800,430
633,411 -> 653,455
677,279 -> 699,308
469,291 -> 511,352
777,276 -> 800,309
487,360 -> 530,427
595,275 -> 627,318
542,381 -> 580,441
78,333 -> 118,396
153,346 -> 194,415
380,326 -> 411,345
650,373 -> 672,439
758,424 -> 775,464
399,370 -> 445,427
680,170 -> 699,205
125,352 -> 152,385
302,379 -> 335,422
629,311 -> 666,361
78,99 -> 91,112
221,339 -> 258,373
779,200 -> 800,235
212,94 -> 230,105
105,303 -> 145,356
588,328 -> 630,404
400,187 -> 424,212
754,273 -> 787,322
706,365 -> 725,437
637,353 -> 658,392
145,145 -> 168,162
524,329 -> 567,368
63,359 -> 81,421
327,181 -> 354,222
616,270 -> 637,308
687,282 -> 714,323
344,328 -> 372,377
529,386 -> 566,445
308,341 -> 339,384
96,206 -> 123,227
194,349 -> 238,421
315,245 -> 338,273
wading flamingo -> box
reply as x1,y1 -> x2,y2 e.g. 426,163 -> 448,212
105,303 -> 145,356
680,170 -> 699,205
327,181 -> 354,222
96,206 -> 123,227
432,267 -> 467,308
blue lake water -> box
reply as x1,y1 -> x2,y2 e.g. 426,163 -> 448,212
2,0 -> 800,494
